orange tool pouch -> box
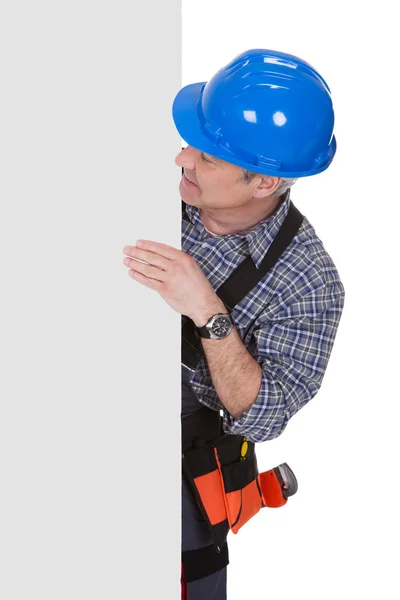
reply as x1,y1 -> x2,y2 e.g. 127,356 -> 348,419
182,407 -> 298,551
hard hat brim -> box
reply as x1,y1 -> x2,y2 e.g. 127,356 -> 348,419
172,81 -> 336,178
172,82 -> 229,158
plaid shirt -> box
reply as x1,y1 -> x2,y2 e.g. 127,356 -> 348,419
181,194 -> 345,443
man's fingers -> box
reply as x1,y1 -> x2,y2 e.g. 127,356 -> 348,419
123,246 -> 170,271
124,257 -> 168,281
133,240 -> 181,261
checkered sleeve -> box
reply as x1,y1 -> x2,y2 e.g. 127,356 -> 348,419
221,281 -> 346,442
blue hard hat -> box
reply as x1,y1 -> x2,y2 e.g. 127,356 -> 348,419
172,49 -> 337,178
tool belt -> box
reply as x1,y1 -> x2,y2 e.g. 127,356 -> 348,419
181,406 -> 298,582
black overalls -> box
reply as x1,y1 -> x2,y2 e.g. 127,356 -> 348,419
181,192 -> 303,599
181,366 -> 228,599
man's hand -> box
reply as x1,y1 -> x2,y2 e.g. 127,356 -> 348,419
122,240 -> 222,323
123,239 -> 263,419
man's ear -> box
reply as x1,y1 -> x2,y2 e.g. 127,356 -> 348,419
252,176 -> 282,199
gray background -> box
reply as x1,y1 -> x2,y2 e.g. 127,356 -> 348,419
0,2 -> 181,598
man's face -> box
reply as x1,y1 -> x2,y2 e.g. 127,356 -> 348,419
175,145 -> 274,211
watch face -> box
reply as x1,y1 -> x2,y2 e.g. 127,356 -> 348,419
211,316 -> 232,338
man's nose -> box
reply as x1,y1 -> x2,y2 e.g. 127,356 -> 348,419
175,145 -> 196,170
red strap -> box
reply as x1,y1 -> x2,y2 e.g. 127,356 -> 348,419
181,563 -> 187,600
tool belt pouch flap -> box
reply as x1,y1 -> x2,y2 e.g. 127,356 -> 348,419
213,439 -> 265,534
183,440 -> 228,531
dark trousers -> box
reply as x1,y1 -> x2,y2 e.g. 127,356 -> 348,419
182,473 -> 227,599
181,365 -> 227,598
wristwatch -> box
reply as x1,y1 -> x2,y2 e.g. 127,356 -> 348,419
196,313 -> 234,340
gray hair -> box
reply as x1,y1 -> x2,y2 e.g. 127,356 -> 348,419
241,168 -> 298,198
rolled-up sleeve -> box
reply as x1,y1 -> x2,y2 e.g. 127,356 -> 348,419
221,282 -> 345,442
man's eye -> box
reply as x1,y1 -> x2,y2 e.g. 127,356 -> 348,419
201,153 -> 210,163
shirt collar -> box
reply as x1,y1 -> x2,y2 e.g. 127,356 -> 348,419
183,190 -> 292,269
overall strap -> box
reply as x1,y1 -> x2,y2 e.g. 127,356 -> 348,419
217,195 -> 303,309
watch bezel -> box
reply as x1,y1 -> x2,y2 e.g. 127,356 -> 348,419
207,313 -> 233,339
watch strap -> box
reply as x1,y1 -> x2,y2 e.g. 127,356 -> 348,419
197,323 -> 211,338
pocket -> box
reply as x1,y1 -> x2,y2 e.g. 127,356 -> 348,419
182,439 -> 231,552
214,449 -> 264,534
191,468 -> 227,525
182,440 -> 227,528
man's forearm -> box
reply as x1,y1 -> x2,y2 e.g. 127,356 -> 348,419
192,298 -> 262,419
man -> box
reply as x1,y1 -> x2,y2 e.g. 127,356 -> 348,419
123,49 -> 345,599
